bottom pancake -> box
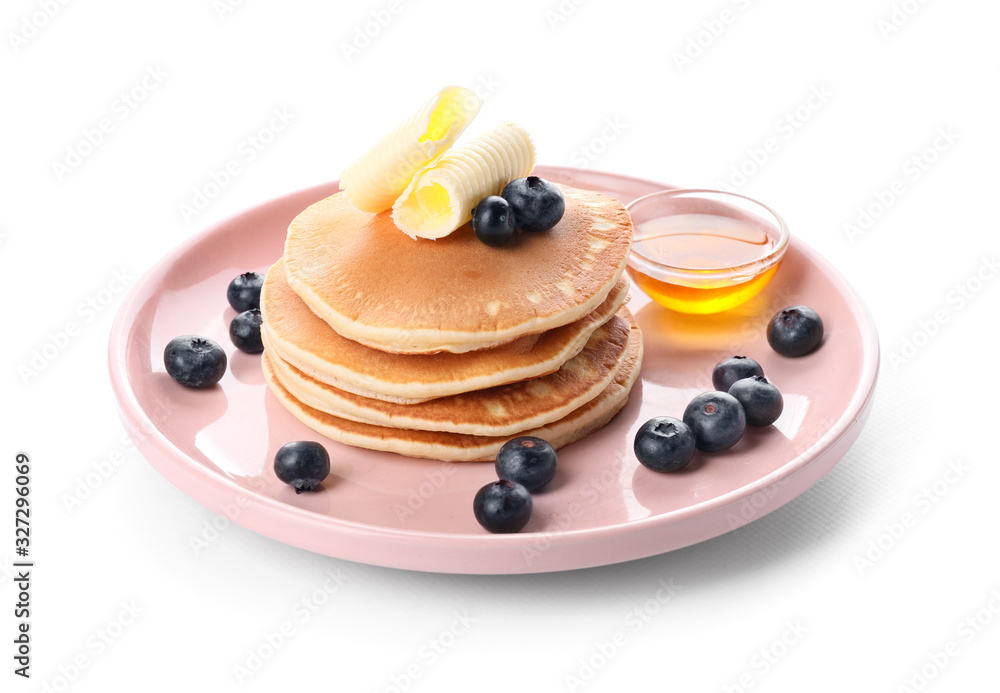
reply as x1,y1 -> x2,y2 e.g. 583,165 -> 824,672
262,314 -> 643,462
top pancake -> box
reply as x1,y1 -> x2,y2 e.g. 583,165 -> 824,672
283,184 -> 633,354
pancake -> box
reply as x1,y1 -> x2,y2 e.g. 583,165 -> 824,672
265,309 -> 634,436
261,257 -> 630,404
261,313 -> 642,461
282,185 -> 633,354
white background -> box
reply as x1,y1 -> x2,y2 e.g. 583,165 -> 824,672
2,0 -> 999,690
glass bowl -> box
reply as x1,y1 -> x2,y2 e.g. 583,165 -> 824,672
625,189 -> 790,314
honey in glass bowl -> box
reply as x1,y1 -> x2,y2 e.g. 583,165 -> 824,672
625,189 -> 789,314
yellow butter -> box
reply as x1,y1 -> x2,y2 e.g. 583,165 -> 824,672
391,121 -> 536,240
339,86 -> 481,213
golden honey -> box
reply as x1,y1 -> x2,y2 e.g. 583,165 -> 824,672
627,211 -> 784,314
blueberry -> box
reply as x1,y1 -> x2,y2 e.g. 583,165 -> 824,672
712,355 -> 764,392
682,392 -> 746,452
501,176 -> 565,232
471,195 -> 516,246
227,271 -> 264,312
633,417 -> 697,472
767,305 -> 824,357
495,436 -> 558,491
229,309 -> 264,354
473,480 -> 533,533
273,441 -> 330,493
728,376 -> 784,427
163,335 -> 227,388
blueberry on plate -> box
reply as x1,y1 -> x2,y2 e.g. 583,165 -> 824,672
633,417 -> 697,472
471,195 -> 516,247
682,392 -> 746,452
229,308 -> 264,354
728,376 -> 784,427
501,176 -> 565,232
163,335 -> 227,388
227,271 -> 264,312
273,441 -> 330,493
767,305 -> 824,357
712,355 -> 764,392
473,480 -> 532,533
495,436 -> 558,492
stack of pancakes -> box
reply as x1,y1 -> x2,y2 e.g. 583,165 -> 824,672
261,185 -> 643,461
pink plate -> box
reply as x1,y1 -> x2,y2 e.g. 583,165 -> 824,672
108,166 -> 879,574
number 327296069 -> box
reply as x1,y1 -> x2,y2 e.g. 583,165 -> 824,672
15,453 -> 30,554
